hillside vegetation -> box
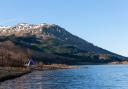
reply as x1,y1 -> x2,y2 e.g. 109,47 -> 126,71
0,23 -> 126,66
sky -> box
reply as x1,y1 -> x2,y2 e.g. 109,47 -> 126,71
0,0 -> 127,56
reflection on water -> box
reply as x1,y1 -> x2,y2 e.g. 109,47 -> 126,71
1,65 -> 128,89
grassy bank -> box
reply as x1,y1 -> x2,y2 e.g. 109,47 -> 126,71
0,67 -> 31,82
34,64 -> 79,70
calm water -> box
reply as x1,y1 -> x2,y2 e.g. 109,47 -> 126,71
1,65 -> 128,89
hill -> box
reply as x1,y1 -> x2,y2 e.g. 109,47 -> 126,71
0,23 -> 126,66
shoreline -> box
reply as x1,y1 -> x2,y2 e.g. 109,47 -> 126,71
0,67 -> 31,82
0,71 -> 31,82
0,64 -> 79,83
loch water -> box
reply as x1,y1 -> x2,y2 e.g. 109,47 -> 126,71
0,65 -> 128,89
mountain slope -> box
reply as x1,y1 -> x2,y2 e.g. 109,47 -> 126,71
0,23 -> 125,65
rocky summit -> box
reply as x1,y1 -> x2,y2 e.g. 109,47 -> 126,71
0,23 -> 60,37
0,23 -> 75,41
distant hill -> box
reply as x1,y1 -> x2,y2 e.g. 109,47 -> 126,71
0,23 -> 126,66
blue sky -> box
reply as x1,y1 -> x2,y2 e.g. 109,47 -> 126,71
0,0 -> 127,56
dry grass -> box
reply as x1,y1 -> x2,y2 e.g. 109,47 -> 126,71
36,64 -> 79,70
